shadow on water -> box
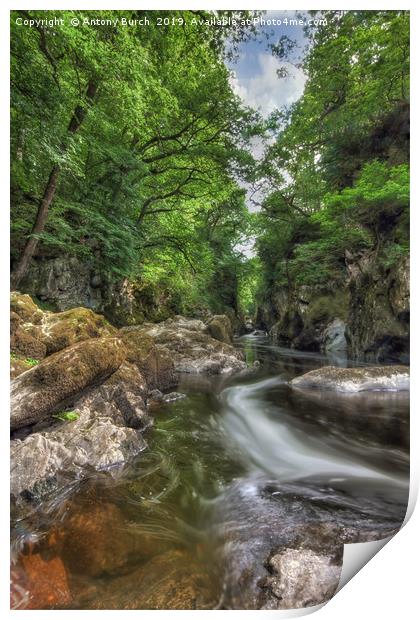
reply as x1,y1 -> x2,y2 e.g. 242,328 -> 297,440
11,335 -> 409,609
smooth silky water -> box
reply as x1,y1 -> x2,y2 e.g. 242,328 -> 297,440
11,334 -> 409,609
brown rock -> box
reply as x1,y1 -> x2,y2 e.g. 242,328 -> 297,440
82,550 -> 217,609
58,503 -> 138,577
10,336 -> 126,430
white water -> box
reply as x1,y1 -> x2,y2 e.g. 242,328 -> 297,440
221,376 -> 407,489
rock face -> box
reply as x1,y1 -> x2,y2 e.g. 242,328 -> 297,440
19,256 -> 103,312
135,316 -> 245,374
256,254 -> 409,363
19,256 -> 185,326
290,365 -> 409,392
11,336 -> 126,430
205,314 -> 233,344
347,253 -> 409,362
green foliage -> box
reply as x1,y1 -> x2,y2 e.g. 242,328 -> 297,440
11,10 -> 262,317
257,11 -> 409,304
24,357 -> 39,367
10,352 -> 39,366
53,410 -> 80,422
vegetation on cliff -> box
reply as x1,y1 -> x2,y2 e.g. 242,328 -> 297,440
256,10 -> 409,302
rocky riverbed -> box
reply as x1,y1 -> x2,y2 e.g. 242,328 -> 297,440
10,301 -> 409,610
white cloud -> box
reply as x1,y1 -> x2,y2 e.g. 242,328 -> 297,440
230,53 -> 306,117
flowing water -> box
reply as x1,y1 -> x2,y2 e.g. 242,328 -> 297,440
11,335 -> 409,609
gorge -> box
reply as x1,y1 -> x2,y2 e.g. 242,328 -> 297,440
10,9 -> 410,611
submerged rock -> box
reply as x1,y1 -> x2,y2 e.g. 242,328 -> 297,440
12,551 -> 71,609
162,392 -> 186,403
73,549 -> 218,610
290,365 -> 409,392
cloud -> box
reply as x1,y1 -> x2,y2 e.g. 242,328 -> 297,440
230,52 -> 306,117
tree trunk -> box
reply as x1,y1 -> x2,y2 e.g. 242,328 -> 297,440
11,80 -> 98,289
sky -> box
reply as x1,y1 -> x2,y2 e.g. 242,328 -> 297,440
226,11 -> 309,257
228,11 -> 308,119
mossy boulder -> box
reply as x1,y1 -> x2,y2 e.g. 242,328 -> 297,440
10,292 -> 44,324
38,307 -> 116,355
10,336 -> 126,430
10,311 -> 47,360
10,357 -> 34,379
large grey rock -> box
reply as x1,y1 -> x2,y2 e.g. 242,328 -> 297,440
137,317 -> 245,374
11,360 -> 150,509
10,401 -> 147,507
261,549 -> 341,609
217,477 -> 405,610
290,365 -> 409,392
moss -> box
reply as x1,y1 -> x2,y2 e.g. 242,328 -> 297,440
42,307 -> 116,354
306,292 -> 348,326
10,292 -> 44,324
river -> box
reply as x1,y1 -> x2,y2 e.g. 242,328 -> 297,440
11,334 -> 409,609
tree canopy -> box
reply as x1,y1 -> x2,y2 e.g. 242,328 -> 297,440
256,10 -> 409,305
11,9 -> 261,315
